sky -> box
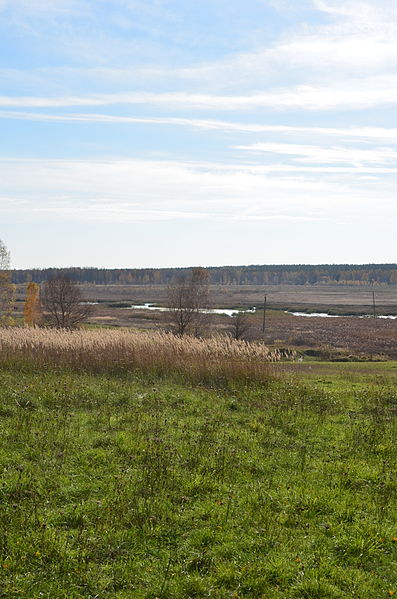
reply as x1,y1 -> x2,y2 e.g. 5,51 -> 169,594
1,0 -> 397,269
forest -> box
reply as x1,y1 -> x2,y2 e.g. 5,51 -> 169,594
11,263 -> 397,286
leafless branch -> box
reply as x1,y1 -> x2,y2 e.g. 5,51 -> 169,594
42,276 -> 93,328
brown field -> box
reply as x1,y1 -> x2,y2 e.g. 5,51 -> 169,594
13,283 -> 397,358
16,282 -> 397,312
59,283 -> 397,312
262,310 -> 397,359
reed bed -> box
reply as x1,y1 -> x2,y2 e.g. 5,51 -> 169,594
0,327 -> 288,383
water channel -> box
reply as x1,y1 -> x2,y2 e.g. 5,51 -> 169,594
128,303 -> 256,317
127,304 -> 397,319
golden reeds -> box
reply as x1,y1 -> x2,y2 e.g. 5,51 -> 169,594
0,327 -> 288,383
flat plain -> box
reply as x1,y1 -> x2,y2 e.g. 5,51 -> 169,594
3,286 -> 397,597
13,283 -> 397,358
64,283 -> 397,313
15,283 -> 397,313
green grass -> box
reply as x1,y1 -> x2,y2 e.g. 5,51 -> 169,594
1,366 -> 397,598
286,360 -> 397,391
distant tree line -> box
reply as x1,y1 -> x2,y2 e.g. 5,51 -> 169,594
10,264 -> 397,286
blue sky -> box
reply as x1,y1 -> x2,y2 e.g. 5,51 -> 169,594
1,0 -> 397,268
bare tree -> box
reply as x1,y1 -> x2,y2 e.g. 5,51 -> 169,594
167,267 -> 210,336
42,276 -> 92,328
229,311 -> 253,340
0,239 -> 15,325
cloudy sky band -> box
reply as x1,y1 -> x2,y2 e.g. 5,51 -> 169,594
1,0 -> 397,267
2,83 -> 397,111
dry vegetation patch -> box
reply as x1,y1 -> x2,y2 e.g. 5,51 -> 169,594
265,313 -> 397,358
0,327 -> 286,383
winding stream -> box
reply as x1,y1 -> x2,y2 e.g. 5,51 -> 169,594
128,303 -> 256,317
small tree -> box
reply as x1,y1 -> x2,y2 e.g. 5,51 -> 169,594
229,311 -> 253,340
42,276 -> 92,329
0,239 -> 15,325
24,282 -> 42,326
167,267 -> 210,336
0,240 -> 9,271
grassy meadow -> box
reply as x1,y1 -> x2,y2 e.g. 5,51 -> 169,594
1,328 -> 397,597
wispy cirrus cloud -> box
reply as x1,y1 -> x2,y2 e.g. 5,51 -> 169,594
2,0 -> 397,267
2,0 -> 397,111
311,0 -> 397,20
235,142 -> 397,167
2,74 -> 397,111
4,110 -> 397,145
1,0 -> 397,93
0,157 -> 395,226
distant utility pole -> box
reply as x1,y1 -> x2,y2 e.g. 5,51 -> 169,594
372,290 -> 376,319
262,294 -> 267,333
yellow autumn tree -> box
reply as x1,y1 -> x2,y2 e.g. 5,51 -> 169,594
24,282 -> 42,327
0,239 -> 15,326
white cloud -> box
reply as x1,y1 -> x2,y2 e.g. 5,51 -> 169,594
268,34 -> 397,74
3,109 -> 397,143
2,0 -> 397,110
235,142 -> 397,167
187,1 -> 397,98
0,157 -> 396,226
157,0 -> 397,93
1,73 -> 397,111
312,0 -> 397,21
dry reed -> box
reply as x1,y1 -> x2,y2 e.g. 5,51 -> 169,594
0,327 -> 288,383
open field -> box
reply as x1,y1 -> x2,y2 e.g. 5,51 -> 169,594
1,353 -> 397,598
67,283 -> 397,315
263,311 -> 397,359
282,359 -> 397,386
14,283 -> 397,315
12,282 -> 397,358
80,283 -> 397,313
